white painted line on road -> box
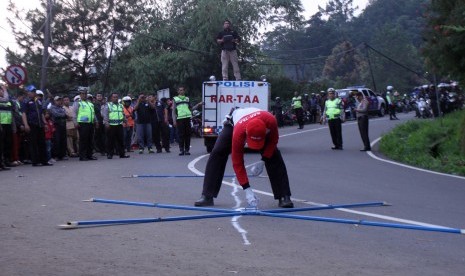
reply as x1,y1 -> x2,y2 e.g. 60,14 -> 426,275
188,155 -> 455,232
368,137 -> 465,180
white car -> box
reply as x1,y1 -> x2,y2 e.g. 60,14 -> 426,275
336,87 -> 386,117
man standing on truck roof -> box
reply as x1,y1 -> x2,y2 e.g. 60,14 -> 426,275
194,107 -> 294,208
217,20 -> 241,81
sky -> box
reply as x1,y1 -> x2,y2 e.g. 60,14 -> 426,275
0,0 -> 369,70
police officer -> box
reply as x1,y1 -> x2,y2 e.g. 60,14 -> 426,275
102,93 -> 129,159
73,87 -> 98,161
322,88 -> 344,150
21,85 -> 52,166
386,86 -> 398,120
0,84 -> 13,169
194,107 -> 293,208
354,92 -> 371,151
172,86 -> 202,156
292,91 -> 304,129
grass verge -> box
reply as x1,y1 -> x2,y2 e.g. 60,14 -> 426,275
379,110 -> 465,176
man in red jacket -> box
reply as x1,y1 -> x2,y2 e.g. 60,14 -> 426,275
195,107 -> 293,208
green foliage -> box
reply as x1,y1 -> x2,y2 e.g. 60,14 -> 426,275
422,0 -> 465,84
322,40 -> 367,88
6,0 -> 149,93
379,111 -> 465,176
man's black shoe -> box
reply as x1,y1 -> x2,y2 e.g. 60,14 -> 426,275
278,196 -> 294,208
107,155 -> 113,159
179,151 -> 185,156
194,195 -> 214,206
360,148 -> 371,152
156,149 -> 162,153
185,151 -> 191,156
79,158 -> 88,161
88,156 -> 98,160
331,146 -> 338,150
165,148 -> 171,153
42,162 -> 53,166
120,155 -> 130,158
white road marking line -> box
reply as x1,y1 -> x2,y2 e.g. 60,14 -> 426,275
230,178 -> 251,245
188,131 -> 456,230
368,137 -> 465,180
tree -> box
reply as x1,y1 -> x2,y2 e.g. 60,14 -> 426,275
422,0 -> 465,83
322,40 -> 367,88
109,0 -> 306,96
6,0 -> 149,93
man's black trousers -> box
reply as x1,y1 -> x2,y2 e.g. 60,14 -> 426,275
176,118 -> 191,152
328,118 -> 343,148
78,123 -> 95,159
29,124 -> 48,165
357,115 -> 370,150
106,124 -> 125,157
201,124 -> 291,200
53,123 -> 67,159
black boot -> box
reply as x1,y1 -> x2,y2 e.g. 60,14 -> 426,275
194,195 -> 214,206
279,196 -> 294,208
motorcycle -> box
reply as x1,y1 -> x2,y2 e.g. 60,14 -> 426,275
416,98 -> 432,118
191,110 -> 202,138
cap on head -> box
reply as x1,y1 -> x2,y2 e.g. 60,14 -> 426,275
54,95 -> 62,101
36,90 -> 44,96
26,84 -> 37,92
246,118 -> 266,150
327,88 -> 335,93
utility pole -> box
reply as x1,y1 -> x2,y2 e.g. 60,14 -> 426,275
40,0 -> 52,91
365,43 -> 377,92
102,30 -> 116,97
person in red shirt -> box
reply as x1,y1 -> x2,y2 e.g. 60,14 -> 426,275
195,107 -> 293,208
44,110 -> 56,163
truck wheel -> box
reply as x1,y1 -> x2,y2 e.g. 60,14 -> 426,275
378,105 -> 386,117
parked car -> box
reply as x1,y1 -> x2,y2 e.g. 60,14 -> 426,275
336,87 -> 386,117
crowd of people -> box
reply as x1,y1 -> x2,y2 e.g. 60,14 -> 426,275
0,83 -> 202,171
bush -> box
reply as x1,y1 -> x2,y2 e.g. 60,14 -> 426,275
379,110 -> 465,176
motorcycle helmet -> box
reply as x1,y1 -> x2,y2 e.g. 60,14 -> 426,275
327,88 -> 335,93
122,96 -> 131,102
275,96 -> 280,101
192,110 -> 200,117
386,85 -> 393,91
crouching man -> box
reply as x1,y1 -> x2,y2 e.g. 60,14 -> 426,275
195,107 -> 293,208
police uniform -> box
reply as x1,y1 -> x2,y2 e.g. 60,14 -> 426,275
0,99 -> 13,167
74,98 -> 97,161
292,94 -> 304,129
103,101 -> 128,159
173,95 -> 192,155
324,94 -> 344,150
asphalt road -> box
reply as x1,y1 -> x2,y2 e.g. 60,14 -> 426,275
1,112 -> 464,276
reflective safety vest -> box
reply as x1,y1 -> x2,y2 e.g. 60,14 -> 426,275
292,96 -> 302,109
325,98 -> 342,119
108,102 -> 124,125
0,101 -> 13,124
174,96 -> 191,120
77,101 -> 95,123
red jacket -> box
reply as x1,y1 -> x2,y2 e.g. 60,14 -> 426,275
231,109 -> 279,185
44,119 -> 55,140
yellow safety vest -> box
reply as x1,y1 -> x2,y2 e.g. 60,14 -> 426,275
174,96 -> 191,120
0,101 -> 13,124
292,96 -> 302,109
77,101 -> 95,123
108,103 -> 124,125
325,98 -> 342,119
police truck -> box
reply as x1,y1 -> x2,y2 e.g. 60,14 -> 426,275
202,80 -> 271,152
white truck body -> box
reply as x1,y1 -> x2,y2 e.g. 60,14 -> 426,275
201,81 -> 270,152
